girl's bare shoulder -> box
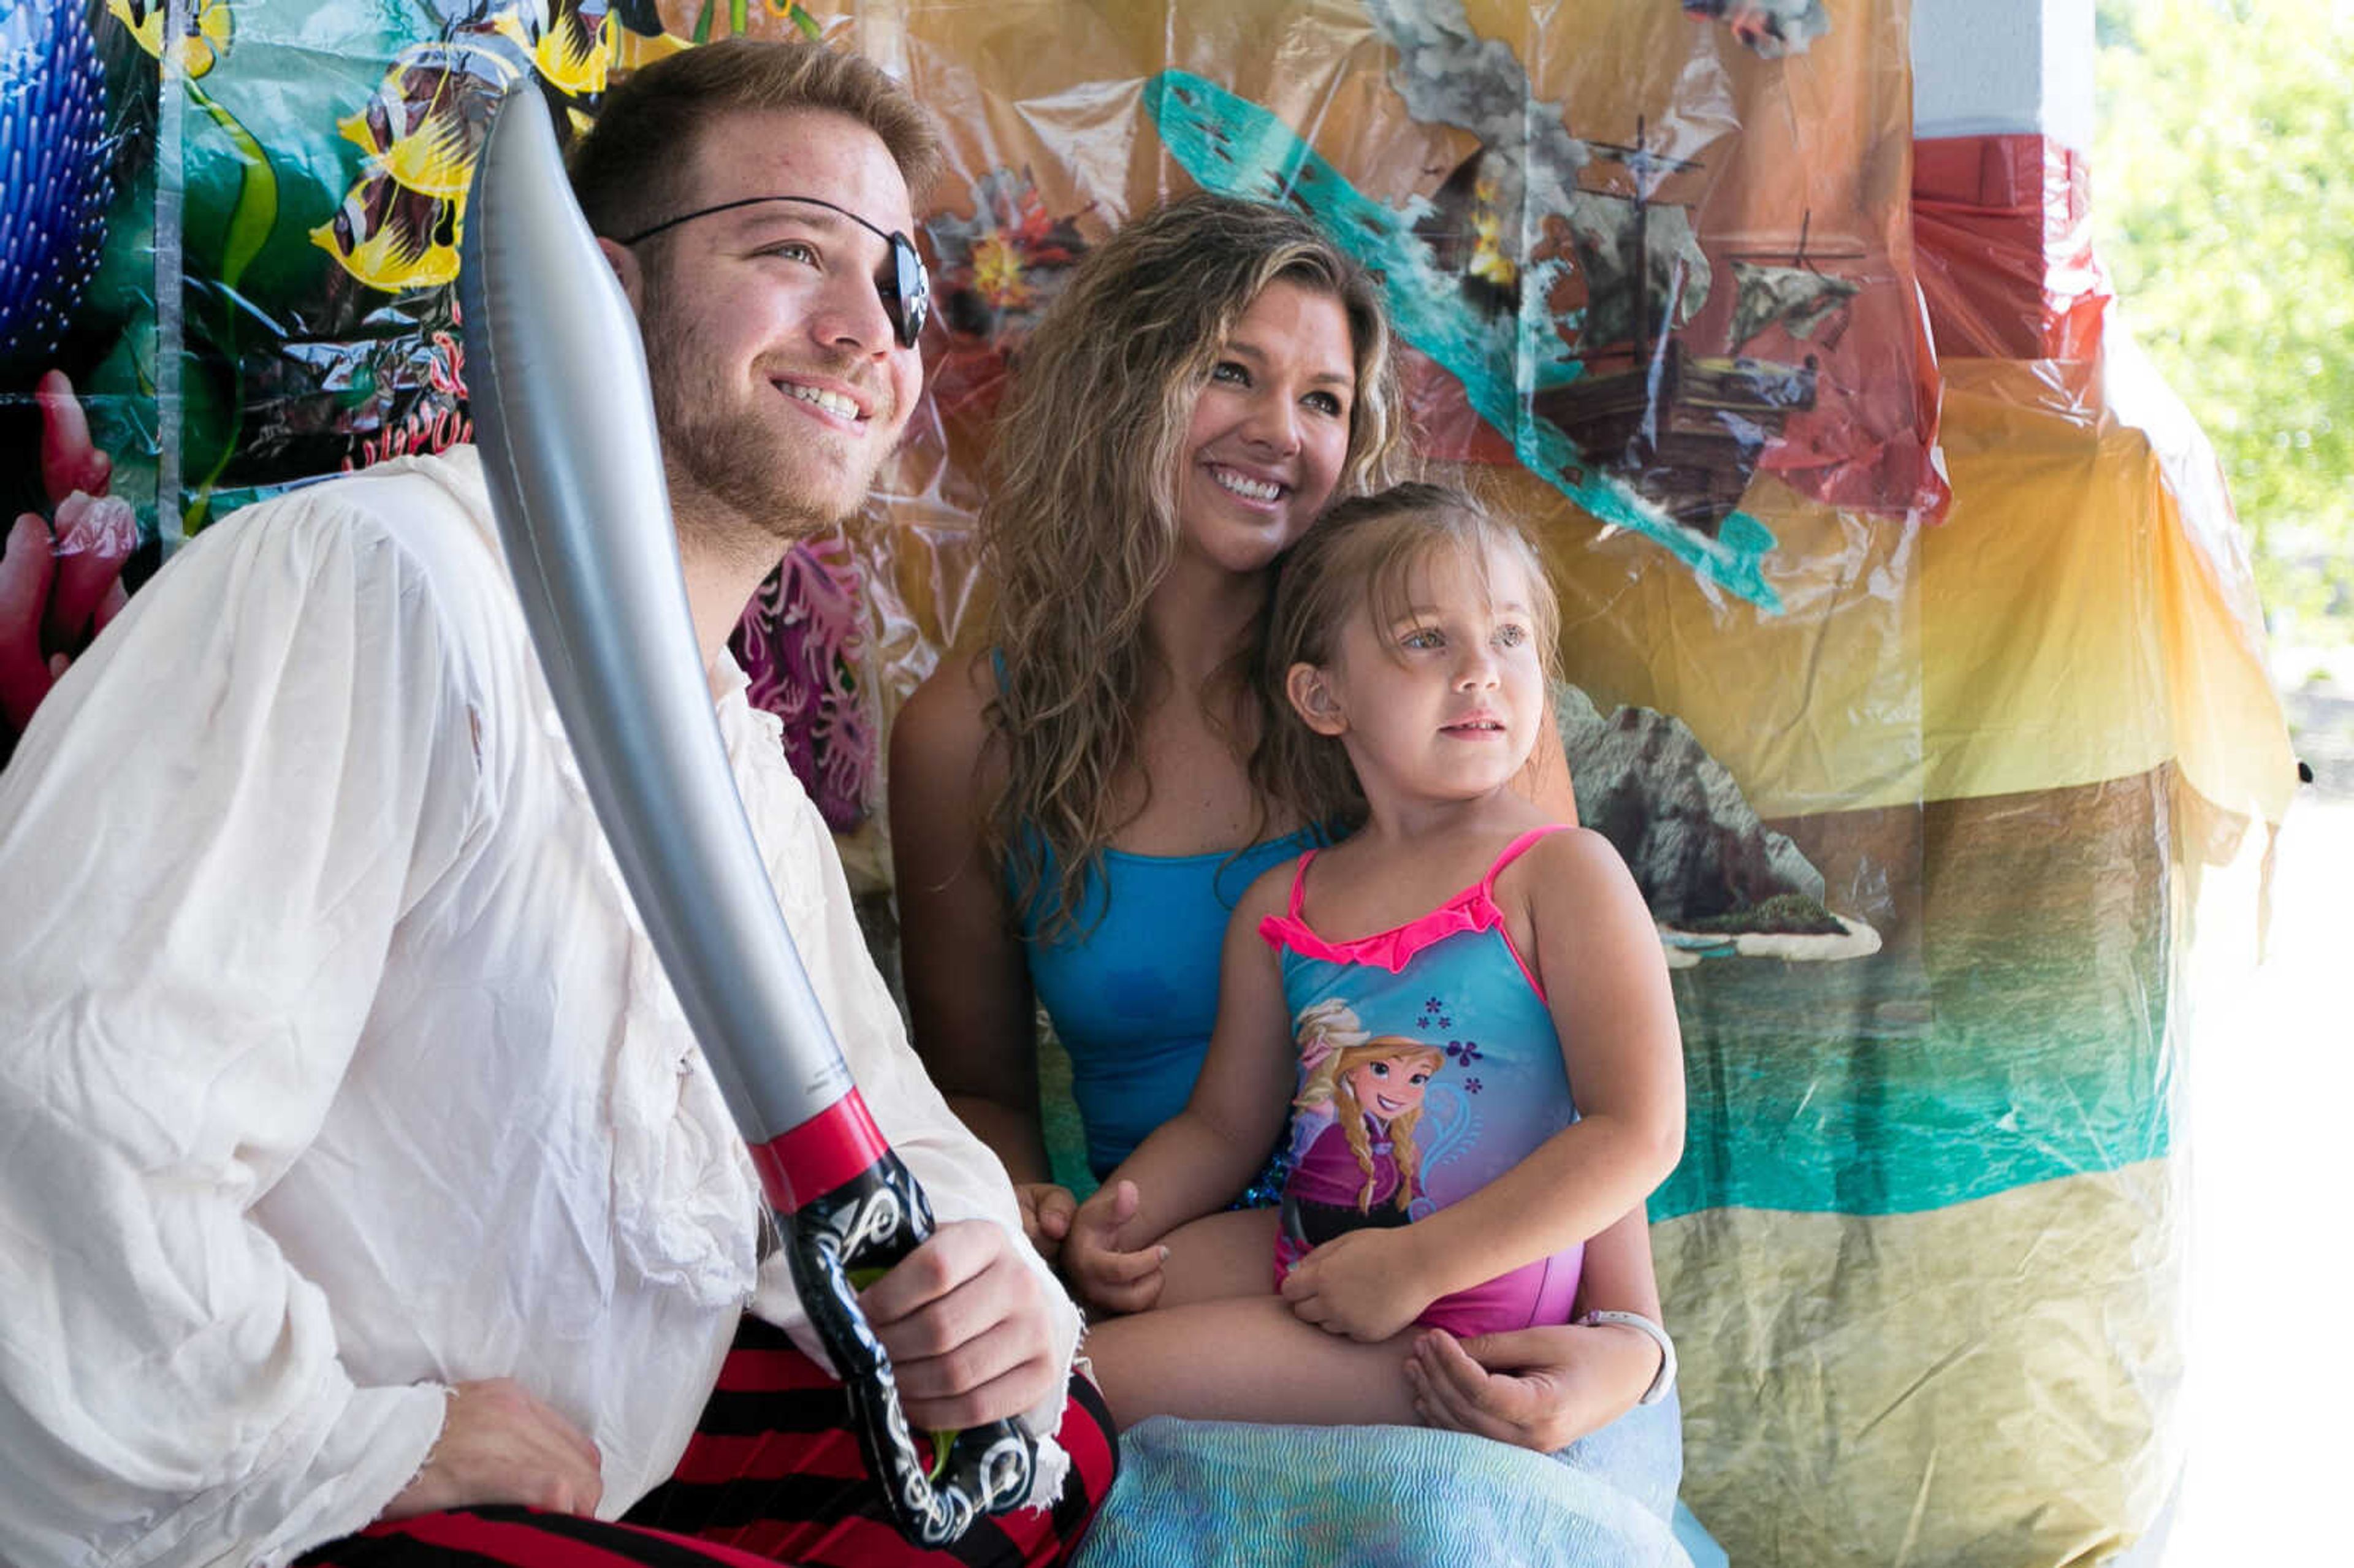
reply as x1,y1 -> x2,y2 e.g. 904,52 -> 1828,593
1506,823 -> 1646,907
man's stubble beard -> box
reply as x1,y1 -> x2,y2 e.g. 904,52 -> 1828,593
637,273 -> 886,558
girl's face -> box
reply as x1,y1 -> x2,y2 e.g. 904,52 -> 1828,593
1304,537 -> 1547,809
1343,1051 -> 1436,1122
1172,279 -> 1357,579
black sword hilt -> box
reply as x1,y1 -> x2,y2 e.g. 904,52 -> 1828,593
782,1149 -> 1040,1547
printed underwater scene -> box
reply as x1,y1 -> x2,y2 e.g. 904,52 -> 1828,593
0,1 -> 2295,1564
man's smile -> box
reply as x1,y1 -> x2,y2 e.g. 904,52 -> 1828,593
771,370 -> 881,433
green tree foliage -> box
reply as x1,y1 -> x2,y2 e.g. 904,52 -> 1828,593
2094,0 -> 2354,634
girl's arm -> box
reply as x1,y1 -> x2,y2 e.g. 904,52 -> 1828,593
888,652 -> 1057,1195
1283,829 -> 1684,1336
1066,867 -> 1301,1311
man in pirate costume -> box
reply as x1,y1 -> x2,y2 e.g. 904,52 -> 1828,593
0,38 -> 1113,1568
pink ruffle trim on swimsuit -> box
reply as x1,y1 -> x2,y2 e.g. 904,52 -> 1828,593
1257,826 -> 1569,1002
1257,888 -> 1502,975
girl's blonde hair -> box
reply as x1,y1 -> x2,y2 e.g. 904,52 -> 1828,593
981,193 -> 1406,938
1260,482 -> 1563,835
1295,1035 -> 1447,1214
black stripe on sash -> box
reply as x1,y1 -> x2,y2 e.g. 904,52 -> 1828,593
511,1509 -> 753,1568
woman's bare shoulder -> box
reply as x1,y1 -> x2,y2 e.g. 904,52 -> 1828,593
891,646 -> 999,783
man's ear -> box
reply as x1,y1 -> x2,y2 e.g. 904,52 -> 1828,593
1286,663 -> 1349,737
597,236 -> 644,313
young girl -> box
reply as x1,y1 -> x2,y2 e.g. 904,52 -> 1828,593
1070,484 -> 1686,1430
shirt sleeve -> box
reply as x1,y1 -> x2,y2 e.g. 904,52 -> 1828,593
744,778 -> 1086,1453
0,493 -> 486,1566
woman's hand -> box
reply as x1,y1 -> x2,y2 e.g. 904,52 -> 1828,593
1403,1322 -> 1659,1452
1278,1228 -> 1435,1342
1063,1179 -> 1166,1316
1015,1181 -> 1077,1264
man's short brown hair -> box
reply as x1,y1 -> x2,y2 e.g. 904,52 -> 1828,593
568,37 -> 942,242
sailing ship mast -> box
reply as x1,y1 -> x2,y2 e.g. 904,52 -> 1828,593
1577,115 -> 1705,369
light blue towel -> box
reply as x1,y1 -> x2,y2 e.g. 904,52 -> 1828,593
1074,1393 -> 1696,1568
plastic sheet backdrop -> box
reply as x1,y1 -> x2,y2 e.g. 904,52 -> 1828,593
0,2 -> 2291,1563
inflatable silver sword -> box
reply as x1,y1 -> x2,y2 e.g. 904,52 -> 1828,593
457,86 -> 1036,1545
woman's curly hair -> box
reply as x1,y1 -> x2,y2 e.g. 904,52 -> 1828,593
979,193 -> 1406,938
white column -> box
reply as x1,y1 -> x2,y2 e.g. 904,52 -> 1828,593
1910,0 -> 2093,151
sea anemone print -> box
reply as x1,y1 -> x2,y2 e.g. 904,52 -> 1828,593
0,0 -> 115,370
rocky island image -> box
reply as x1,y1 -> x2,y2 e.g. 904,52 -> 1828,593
1555,684 -> 1881,967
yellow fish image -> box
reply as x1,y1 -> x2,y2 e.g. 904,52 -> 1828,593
107,0 -> 232,78
311,171 -> 462,294
337,41 -> 522,200
490,0 -> 617,99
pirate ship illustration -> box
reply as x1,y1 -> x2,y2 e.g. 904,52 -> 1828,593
1145,67 -> 1792,611
1526,121 -> 1861,535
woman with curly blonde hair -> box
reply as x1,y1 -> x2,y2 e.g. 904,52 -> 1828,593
890,192 -> 1667,1452
893,192 -> 1403,1189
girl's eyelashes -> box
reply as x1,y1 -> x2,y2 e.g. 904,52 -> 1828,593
1210,359 -> 1249,386
1494,622 -> 1529,649
1304,389 -> 1346,417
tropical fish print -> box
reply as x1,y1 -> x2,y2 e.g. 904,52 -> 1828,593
310,172 -> 462,294
489,0 -> 618,99
335,40 -> 523,200
105,0 -> 232,77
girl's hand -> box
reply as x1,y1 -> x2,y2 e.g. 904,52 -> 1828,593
1063,1179 -> 1167,1316
1402,1324 -> 1646,1452
1016,1182 -> 1077,1265
1278,1228 -> 1433,1342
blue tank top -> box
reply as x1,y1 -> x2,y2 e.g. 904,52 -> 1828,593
1016,828 -> 1320,1178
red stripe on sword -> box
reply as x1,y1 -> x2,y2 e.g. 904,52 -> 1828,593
747,1089 -> 890,1214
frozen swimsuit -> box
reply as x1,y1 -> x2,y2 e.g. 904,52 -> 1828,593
1259,826 -> 1585,1337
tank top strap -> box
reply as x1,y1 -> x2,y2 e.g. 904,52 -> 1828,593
1287,847 -> 1322,918
1479,824 -> 1575,900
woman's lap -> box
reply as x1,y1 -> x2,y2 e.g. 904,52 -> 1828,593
1070,1403 -> 1691,1568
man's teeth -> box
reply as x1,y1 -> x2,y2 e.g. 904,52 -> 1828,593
783,383 -> 860,420
1213,466 -> 1281,502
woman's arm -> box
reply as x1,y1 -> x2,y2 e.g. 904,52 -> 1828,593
1404,1206 -> 1668,1450
1517,696 -> 1580,826
888,650 -> 1056,1190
